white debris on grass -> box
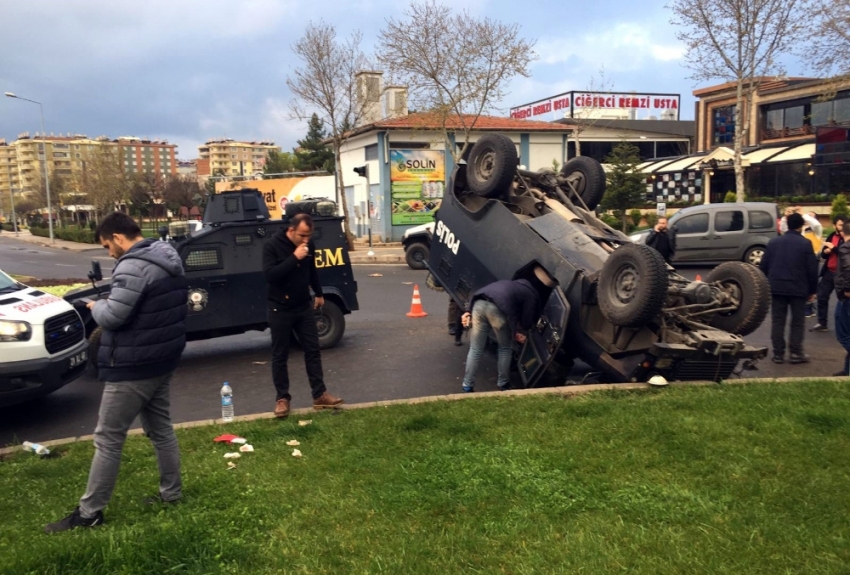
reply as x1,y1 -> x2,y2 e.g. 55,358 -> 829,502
286,440 -> 300,446
298,420 -> 312,427
224,452 -> 241,459
239,444 -> 254,453
292,449 -> 303,458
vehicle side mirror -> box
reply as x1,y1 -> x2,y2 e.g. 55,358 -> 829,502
88,261 -> 103,283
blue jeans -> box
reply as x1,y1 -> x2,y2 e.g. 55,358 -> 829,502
462,300 -> 513,389
835,299 -> 850,374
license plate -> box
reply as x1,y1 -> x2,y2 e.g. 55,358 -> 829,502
69,350 -> 88,368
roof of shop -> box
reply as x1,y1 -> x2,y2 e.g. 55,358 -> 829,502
555,118 -> 695,138
345,113 -> 574,139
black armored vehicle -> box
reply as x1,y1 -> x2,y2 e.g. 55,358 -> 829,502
428,134 -> 769,387
66,189 -> 358,351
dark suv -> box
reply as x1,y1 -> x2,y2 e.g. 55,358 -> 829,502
66,189 -> 359,356
427,134 -> 769,387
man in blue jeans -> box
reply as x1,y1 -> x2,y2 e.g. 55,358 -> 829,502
45,213 -> 188,533
832,221 -> 850,375
460,267 -> 556,392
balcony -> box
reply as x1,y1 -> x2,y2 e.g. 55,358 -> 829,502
761,125 -> 815,140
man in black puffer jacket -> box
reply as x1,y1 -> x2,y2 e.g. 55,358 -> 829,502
760,212 -> 819,365
46,213 -> 188,533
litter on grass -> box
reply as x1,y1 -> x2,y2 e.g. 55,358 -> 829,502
229,437 -> 247,444
286,440 -> 300,446
227,462 -> 237,470
214,434 -> 241,443
298,420 -> 312,427
239,444 -> 254,453
224,452 -> 241,459
292,449 -> 302,457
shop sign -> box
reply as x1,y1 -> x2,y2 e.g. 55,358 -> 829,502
510,91 -> 681,120
390,150 -> 445,226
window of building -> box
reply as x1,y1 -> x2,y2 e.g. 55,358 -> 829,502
785,106 -> 804,129
836,98 -> 850,123
766,109 -> 784,131
811,101 -> 833,126
715,210 -> 744,232
712,106 -> 736,146
365,144 -> 378,161
675,213 -> 709,234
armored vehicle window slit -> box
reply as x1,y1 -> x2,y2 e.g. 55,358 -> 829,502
224,197 -> 240,213
234,234 -> 253,246
185,248 -> 223,271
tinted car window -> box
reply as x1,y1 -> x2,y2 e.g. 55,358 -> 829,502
715,211 -> 744,232
675,213 -> 709,234
749,210 -> 774,230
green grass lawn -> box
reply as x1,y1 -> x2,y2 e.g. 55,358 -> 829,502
2,381 -> 849,574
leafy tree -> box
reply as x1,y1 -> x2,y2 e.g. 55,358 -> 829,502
601,142 -> 646,232
831,194 -> 849,221
164,175 -> 202,219
377,0 -> 537,162
668,0 -> 808,201
724,191 -> 737,203
264,150 -> 298,175
295,114 -> 335,173
629,208 -> 643,228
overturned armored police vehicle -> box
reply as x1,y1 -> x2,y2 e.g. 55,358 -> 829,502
427,134 -> 769,387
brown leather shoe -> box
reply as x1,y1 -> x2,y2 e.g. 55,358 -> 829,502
274,398 -> 290,418
313,391 -> 344,409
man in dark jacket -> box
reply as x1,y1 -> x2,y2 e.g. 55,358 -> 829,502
46,213 -> 188,533
811,216 -> 847,332
760,213 -> 819,364
459,267 -> 556,392
645,217 -> 676,264
831,222 -> 850,374
263,213 -> 343,418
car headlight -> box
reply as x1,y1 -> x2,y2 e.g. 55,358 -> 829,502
0,320 -> 32,342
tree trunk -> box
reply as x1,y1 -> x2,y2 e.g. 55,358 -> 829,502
573,130 -> 582,157
734,79 -> 746,202
334,143 -> 356,251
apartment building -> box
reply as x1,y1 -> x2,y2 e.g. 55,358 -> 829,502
0,133 -> 178,202
197,139 -> 280,177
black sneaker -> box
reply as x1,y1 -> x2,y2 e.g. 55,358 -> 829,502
810,324 -> 829,332
44,507 -> 103,533
142,495 -> 181,506
448,327 -> 457,336
771,356 -> 785,364
789,353 -> 811,364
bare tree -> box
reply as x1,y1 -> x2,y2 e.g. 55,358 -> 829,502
287,21 -> 370,249
805,0 -> 850,80
570,68 -> 614,158
668,0 -> 809,201
378,0 -> 537,163
164,174 -> 201,219
75,145 -> 128,221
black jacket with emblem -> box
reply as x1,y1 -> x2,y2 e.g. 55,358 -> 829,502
263,229 -> 323,309
92,238 -> 188,382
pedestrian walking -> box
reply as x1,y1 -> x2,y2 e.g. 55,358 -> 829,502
760,213 -> 819,364
645,217 -> 676,264
832,222 -> 850,375
460,267 -> 556,392
263,213 -> 343,418
45,213 -> 189,533
811,216 -> 847,332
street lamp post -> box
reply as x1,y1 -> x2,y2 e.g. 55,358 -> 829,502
5,92 -> 54,242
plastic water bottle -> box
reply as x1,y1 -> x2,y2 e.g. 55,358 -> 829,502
220,382 -> 234,422
22,441 -> 50,456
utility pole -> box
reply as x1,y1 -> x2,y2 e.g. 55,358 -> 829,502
353,165 -> 374,256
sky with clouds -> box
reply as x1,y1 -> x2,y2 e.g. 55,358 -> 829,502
0,0 -> 808,160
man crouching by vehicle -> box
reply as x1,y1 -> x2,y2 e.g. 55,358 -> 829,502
460,267 -> 556,392
46,212 -> 188,533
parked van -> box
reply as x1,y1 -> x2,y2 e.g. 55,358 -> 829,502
631,202 -> 779,266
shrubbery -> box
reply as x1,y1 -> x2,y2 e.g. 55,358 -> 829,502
831,194 -> 848,222
30,225 -> 97,243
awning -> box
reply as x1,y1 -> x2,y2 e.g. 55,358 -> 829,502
654,156 -> 704,173
764,143 -> 815,163
741,146 -> 791,164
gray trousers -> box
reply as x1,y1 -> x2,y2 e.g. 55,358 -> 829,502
79,372 -> 181,518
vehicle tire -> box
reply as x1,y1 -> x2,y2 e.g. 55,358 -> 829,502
405,241 -> 430,270
743,245 -> 766,267
466,134 -> 518,199
560,156 -> 606,211
316,300 -> 345,349
87,326 -> 102,375
598,243 -> 669,328
706,261 -> 770,336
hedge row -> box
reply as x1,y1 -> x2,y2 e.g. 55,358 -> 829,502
29,225 -> 97,244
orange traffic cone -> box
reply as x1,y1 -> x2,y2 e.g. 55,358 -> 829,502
695,274 -> 702,282
406,284 -> 428,318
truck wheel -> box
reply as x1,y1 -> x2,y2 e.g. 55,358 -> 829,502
560,156 -> 606,210
706,262 -> 770,336
405,242 -> 430,270
316,300 -> 345,349
743,245 -> 765,266
598,244 -> 668,328
466,134 -> 518,199
87,327 -> 102,375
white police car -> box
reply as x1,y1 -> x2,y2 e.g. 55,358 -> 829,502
0,269 -> 88,406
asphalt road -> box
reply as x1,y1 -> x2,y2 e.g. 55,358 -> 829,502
0,234 -> 109,280
2,233 -> 848,444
